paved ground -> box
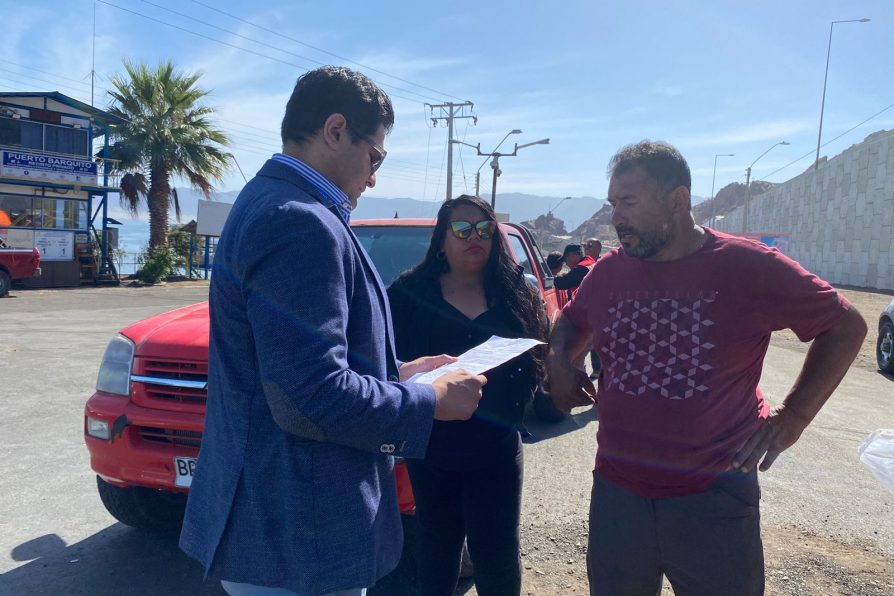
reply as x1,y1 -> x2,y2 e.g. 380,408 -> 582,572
1,282 -> 893,595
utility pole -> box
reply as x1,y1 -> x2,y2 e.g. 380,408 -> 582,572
490,156 -> 501,209
427,102 -> 476,200
742,166 -> 752,233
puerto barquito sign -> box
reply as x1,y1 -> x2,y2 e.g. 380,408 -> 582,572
1,150 -> 98,184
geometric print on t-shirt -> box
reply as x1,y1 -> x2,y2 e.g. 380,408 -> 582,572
601,297 -> 715,400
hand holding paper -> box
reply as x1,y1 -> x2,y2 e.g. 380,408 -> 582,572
408,335 -> 545,385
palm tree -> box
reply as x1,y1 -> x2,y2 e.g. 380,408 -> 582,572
105,60 -> 232,248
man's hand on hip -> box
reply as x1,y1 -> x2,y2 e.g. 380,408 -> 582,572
546,354 -> 596,412
730,406 -> 811,473
432,370 -> 487,421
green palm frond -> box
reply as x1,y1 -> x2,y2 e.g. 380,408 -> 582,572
105,59 -> 233,248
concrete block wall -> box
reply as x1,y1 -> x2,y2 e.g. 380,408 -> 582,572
715,129 -> 894,291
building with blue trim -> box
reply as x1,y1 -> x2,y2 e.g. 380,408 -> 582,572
0,91 -> 124,287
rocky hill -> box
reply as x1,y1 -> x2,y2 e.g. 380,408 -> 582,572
521,182 -> 776,254
692,180 -> 777,225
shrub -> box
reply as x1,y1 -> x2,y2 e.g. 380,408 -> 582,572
136,246 -> 175,284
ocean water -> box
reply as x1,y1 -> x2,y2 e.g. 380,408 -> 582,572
115,219 -> 151,255
110,219 -> 211,275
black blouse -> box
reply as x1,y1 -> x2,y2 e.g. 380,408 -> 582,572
388,276 -> 538,468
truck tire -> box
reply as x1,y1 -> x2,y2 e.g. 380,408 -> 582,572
96,476 -> 186,533
532,388 -> 566,423
0,270 -> 10,297
878,320 -> 894,374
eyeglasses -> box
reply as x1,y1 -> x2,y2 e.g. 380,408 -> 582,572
450,220 -> 496,241
347,124 -> 387,173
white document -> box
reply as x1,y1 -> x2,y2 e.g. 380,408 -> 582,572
408,335 -> 544,385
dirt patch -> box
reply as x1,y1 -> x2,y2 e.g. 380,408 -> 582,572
763,526 -> 894,595
509,524 -> 894,595
518,518 -> 590,594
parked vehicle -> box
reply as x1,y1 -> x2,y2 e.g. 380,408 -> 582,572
84,218 -> 562,531
878,298 -> 894,374
0,244 -> 41,296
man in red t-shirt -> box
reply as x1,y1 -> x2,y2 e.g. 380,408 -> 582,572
547,141 -> 867,595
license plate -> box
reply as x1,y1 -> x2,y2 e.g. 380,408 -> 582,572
174,457 -> 197,488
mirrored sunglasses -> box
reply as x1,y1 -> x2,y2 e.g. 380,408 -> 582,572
450,220 -> 496,240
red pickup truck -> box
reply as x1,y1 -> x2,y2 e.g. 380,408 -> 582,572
0,245 -> 41,296
84,219 -> 562,530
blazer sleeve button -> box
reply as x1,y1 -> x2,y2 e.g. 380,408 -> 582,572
388,374 -> 399,382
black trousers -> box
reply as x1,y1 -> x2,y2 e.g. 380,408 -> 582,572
406,437 -> 523,596
587,470 -> 764,596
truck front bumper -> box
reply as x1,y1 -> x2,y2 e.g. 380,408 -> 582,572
84,391 -> 203,493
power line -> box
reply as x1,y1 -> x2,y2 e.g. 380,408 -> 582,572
0,74 -> 91,104
0,57 -> 445,191
216,117 -> 280,136
190,0 -> 466,102
141,0 -> 445,103
0,61 -> 436,179
0,59 -> 92,88
95,0 -> 437,105
760,101 -> 894,181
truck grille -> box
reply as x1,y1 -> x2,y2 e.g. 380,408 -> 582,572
136,426 -> 203,448
131,358 -> 208,413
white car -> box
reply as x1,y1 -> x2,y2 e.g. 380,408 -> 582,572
879,299 -> 894,373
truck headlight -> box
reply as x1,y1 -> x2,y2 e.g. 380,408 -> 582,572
96,334 -> 135,396
86,417 -> 111,440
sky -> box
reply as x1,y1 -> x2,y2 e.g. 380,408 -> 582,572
0,0 -> 891,221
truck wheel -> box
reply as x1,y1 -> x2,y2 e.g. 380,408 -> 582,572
96,476 -> 186,533
878,320 -> 894,374
532,388 -> 566,423
0,270 -> 10,297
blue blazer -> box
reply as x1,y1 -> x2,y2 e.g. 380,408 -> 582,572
179,159 -> 437,594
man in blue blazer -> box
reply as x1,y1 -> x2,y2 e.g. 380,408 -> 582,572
180,66 -> 486,596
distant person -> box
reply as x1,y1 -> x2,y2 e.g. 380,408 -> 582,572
581,238 -> 603,377
0,209 -> 11,227
548,140 -> 867,595
584,238 -> 602,261
546,251 -> 564,276
388,195 -> 546,596
554,243 -> 596,294
554,243 -> 599,375
179,66 -> 486,596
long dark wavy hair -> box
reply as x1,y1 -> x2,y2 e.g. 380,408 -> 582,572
400,195 -> 546,383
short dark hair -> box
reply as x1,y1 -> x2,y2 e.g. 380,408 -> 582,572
546,252 -> 564,270
562,244 -> 582,259
281,66 -> 394,145
607,140 -> 691,192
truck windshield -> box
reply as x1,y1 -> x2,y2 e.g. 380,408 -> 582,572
352,225 -> 434,287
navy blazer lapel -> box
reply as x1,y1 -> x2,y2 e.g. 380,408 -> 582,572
257,159 -> 400,372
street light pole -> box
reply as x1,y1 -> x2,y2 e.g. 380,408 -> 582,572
709,153 -> 734,228
814,17 -> 870,170
490,138 -> 549,209
742,141 -> 789,233
454,137 -> 549,210
548,196 -> 571,216
475,129 -> 522,195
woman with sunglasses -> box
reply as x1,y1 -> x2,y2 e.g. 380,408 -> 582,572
387,195 -> 546,596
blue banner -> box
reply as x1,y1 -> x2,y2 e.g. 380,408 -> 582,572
1,150 -> 98,183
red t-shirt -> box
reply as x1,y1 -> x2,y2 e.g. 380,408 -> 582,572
563,229 -> 850,498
